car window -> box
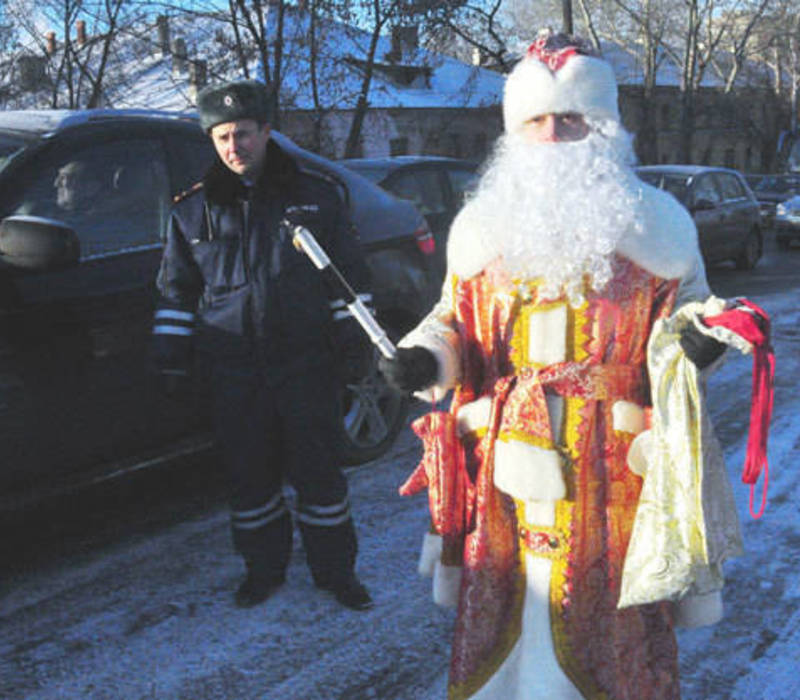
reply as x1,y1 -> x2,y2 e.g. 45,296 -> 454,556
746,175 -> 764,190
0,131 -> 32,173
691,175 -> 722,206
169,133 -> 216,196
10,138 -> 170,257
716,173 -> 746,200
637,171 -> 691,205
755,175 -> 795,194
447,167 -> 478,205
385,170 -> 447,216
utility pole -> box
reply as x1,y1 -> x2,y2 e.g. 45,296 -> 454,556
562,0 -> 573,35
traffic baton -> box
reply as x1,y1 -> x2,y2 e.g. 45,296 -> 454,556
286,221 -> 397,359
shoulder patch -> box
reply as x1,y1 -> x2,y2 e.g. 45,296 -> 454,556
173,181 -> 204,204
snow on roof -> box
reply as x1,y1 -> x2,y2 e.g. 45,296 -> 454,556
96,10 -> 506,114
2,10 -> 778,115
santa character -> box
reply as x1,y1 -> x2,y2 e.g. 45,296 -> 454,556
380,30 -> 750,700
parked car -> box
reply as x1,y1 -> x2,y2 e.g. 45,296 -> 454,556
774,194 -> 800,249
0,109 -> 436,512
635,165 -> 763,270
340,155 -> 480,281
744,173 -> 800,228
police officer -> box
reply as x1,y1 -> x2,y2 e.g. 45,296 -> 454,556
151,79 -> 373,610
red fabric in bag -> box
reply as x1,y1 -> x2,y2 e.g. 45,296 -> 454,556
703,298 -> 775,518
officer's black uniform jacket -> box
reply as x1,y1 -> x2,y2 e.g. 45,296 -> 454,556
153,139 -> 371,381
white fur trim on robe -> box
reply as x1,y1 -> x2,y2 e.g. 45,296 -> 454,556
494,440 -> 567,502
417,532 -> 462,608
471,501 -> 584,700
399,280 -> 462,403
446,180 -> 703,285
612,399 -> 646,434
672,590 -> 724,629
456,396 -> 493,436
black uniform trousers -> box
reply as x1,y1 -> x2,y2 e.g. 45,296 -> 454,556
209,357 -> 357,587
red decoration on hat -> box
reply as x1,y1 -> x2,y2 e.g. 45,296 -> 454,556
526,32 -> 596,71
703,298 -> 775,519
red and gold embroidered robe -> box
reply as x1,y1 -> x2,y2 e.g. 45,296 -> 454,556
409,256 -> 685,700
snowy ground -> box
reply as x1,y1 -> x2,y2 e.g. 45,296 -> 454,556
1,254 -> 798,700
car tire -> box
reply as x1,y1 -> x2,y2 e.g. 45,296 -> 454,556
735,231 -> 761,270
336,348 -> 409,466
777,236 -> 791,250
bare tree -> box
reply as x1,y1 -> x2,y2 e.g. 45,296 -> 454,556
341,0 -> 406,157
3,0 -> 143,108
424,0 -> 518,72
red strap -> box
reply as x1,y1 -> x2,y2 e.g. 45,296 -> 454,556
703,299 -> 774,518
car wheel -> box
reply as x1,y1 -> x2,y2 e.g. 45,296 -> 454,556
735,231 -> 761,270
337,351 -> 409,466
777,236 -> 791,250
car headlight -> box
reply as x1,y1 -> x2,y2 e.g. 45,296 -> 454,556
776,203 -> 788,216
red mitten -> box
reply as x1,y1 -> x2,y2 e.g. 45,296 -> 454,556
399,411 -> 474,536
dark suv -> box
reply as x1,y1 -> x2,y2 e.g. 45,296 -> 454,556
0,110 -> 435,511
340,156 -> 479,281
636,165 -> 763,270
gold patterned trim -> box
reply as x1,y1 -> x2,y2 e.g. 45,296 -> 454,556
448,543 -> 527,700
548,493 -> 609,700
551,297 -> 609,700
514,504 -> 570,561
508,295 -> 568,371
496,429 -> 554,451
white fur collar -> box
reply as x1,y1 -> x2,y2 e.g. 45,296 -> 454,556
447,181 -> 699,282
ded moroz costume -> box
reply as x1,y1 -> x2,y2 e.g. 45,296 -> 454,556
381,30 -> 771,700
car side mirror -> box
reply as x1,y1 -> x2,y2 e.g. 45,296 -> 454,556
0,215 -> 80,273
691,198 -> 716,212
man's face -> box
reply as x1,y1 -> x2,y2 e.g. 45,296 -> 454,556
54,162 -> 92,211
520,112 -> 590,144
210,119 -> 271,177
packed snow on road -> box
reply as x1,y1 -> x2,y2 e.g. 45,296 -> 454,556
1,279 -> 799,700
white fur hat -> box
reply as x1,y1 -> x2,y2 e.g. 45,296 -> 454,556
503,32 -> 620,133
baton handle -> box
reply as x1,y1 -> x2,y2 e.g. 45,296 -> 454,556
288,223 -> 397,359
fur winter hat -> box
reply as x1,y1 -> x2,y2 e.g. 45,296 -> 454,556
197,79 -> 273,132
503,30 -> 620,133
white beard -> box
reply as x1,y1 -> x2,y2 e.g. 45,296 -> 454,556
465,120 -> 646,307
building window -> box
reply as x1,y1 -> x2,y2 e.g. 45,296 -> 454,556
448,133 -> 463,158
660,103 -> 671,126
424,133 -> 441,155
472,132 -> 487,159
724,147 -> 736,169
390,137 -> 409,156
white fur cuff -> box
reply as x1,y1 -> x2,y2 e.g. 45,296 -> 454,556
494,439 -> 566,502
672,590 -> 724,628
456,396 -> 493,436
418,532 -> 442,578
433,562 -> 462,608
612,400 -> 646,434
626,429 -> 652,477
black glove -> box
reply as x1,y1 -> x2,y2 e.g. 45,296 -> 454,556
378,346 -> 438,393
334,318 -> 372,383
679,322 -> 726,369
282,205 -> 320,236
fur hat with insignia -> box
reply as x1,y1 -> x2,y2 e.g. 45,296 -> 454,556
197,79 -> 273,132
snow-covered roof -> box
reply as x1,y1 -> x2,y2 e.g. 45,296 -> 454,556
81,11 -> 505,114
2,9 -> 780,116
